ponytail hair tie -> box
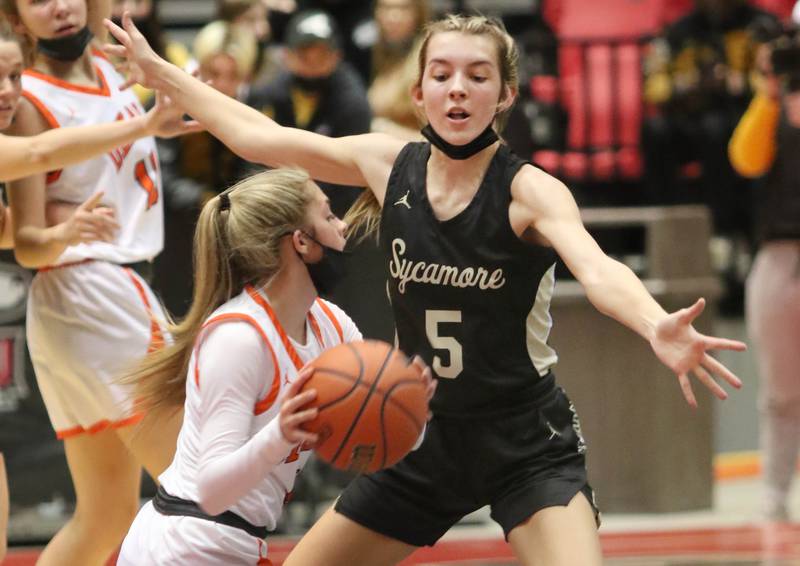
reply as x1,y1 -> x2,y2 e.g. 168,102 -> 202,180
219,192 -> 231,212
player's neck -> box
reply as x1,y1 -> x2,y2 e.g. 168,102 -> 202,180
429,141 -> 498,187
261,263 -> 316,343
34,50 -> 95,84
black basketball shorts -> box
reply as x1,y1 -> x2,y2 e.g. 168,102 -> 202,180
334,373 -> 600,547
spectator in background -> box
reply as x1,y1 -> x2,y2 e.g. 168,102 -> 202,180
296,0 -> 374,81
217,0 -> 281,87
641,0 -> 781,313
729,31 -> 800,522
367,0 -> 430,140
111,0 -> 190,108
247,9 -> 391,345
154,20 -> 259,316
247,9 -> 371,217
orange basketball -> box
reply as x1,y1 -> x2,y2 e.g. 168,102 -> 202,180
301,340 -> 428,473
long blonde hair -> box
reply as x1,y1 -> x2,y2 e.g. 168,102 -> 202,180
130,169 -> 314,417
345,13 -> 519,241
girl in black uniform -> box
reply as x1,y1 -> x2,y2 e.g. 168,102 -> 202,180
107,13 -> 747,565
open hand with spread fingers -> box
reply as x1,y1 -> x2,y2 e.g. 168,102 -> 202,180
650,298 -> 746,408
103,12 -> 166,91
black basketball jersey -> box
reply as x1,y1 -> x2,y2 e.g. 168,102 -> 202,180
380,142 -> 560,416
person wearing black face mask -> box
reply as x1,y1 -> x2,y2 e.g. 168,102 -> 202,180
248,10 -> 370,141
296,230 -> 350,297
248,10 -> 392,342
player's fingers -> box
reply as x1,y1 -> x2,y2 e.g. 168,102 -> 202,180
679,298 -> 705,324
702,336 -> 747,352
179,120 -> 204,135
122,11 -> 143,39
281,391 -> 313,416
677,373 -> 697,408
79,191 -> 105,211
289,367 -> 315,392
284,390 -> 317,413
103,19 -> 130,46
425,375 -> 437,402
283,408 -> 318,431
702,353 -> 743,389
693,365 -> 727,400
85,213 -> 120,233
119,77 -> 137,91
94,207 -> 117,221
289,430 -> 319,446
103,44 -> 128,58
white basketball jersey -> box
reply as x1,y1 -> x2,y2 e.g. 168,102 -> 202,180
161,286 -> 362,530
21,50 -> 163,265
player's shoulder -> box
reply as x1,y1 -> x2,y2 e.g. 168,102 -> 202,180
200,316 -> 266,358
7,95 -> 51,135
314,298 -> 362,341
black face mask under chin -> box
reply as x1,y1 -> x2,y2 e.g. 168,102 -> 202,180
421,123 -> 499,160
300,234 -> 350,298
37,26 -> 93,62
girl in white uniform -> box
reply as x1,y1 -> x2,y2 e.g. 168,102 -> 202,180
117,169 -> 361,565
2,1 -> 182,564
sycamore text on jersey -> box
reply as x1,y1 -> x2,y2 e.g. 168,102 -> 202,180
388,238 -> 506,294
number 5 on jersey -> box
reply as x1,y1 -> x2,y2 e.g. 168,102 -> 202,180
425,310 -> 463,379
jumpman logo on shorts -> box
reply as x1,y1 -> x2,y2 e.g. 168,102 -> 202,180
546,420 -> 561,441
393,190 -> 412,209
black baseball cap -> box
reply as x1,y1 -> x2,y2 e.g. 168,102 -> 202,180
285,10 -> 340,50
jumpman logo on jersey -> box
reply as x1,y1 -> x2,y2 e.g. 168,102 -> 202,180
545,420 -> 561,441
393,190 -> 412,209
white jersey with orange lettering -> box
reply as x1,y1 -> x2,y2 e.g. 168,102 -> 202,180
21,50 -> 162,265
118,285 -> 362,565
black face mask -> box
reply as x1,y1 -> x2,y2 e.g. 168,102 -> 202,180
300,232 -> 349,298
421,123 -> 499,160
292,75 -> 331,95
37,26 -> 93,62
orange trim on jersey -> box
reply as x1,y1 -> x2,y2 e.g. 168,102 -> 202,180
20,90 -> 59,128
315,299 -> 344,343
20,90 -> 62,183
123,268 -> 165,353
90,47 -> 110,62
246,285 -> 324,372
23,66 -> 111,97
56,412 -> 144,440
38,258 -> 94,272
194,313 -> 281,415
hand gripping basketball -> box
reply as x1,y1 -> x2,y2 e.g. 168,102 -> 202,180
301,340 -> 430,473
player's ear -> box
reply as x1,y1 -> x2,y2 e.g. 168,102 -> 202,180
291,229 -> 313,256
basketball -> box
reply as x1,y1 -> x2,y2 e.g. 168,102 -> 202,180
301,340 -> 429,473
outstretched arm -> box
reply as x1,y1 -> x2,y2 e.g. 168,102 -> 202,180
7,99 -> 120,267
104,13 -> 404,201
513,165 -> 745,407
0,92 -> 199,183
